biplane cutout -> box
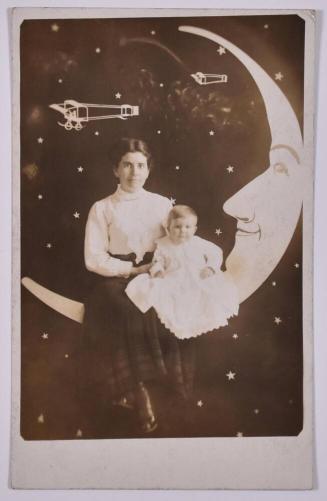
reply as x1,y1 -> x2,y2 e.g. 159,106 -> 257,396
191,72 -> 228,85
49,99 -> 140,130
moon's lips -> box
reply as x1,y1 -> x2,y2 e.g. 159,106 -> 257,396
22,25 -> 304,319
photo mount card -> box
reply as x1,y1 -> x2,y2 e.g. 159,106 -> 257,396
11,7 -> 314,489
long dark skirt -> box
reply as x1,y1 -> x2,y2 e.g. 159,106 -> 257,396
81,254 -> 196,403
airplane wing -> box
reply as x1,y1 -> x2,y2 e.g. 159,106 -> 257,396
49,103 -> 67,115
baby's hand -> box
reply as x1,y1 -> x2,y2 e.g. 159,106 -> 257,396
200,267 -> 215,280
152,270 -> 165,278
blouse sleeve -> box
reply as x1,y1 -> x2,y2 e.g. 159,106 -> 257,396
84,201 -> 133,277
149,244 -> 167,277
203,240 -> 223,273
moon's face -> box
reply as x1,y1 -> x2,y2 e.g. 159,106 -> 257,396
223,146 -> 303,302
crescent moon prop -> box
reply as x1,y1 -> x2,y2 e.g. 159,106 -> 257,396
22,25 -> 304,321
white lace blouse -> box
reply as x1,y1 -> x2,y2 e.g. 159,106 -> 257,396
84,185 -> 172,277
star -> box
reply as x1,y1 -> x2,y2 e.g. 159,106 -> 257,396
73,212 -> 80,219
65,354 -> 69,359
115,92 -> 122,99
95,47 -> 101,54
37,414 -> 44,423
175,165 -> 180,170
272,281 -> 277,286
37,194 -> 43,200
209,130 -> 215,136
264,24 -> 269,29
46,243 -> 52,249
37,137 -> 44,144
215,228 -> 222,236
94,131 -> 99,136
41,332 -> 48,339
159,83 -> 164,87
236,432 -> 243,437
58,78 -> 63,84
275,72 -> 284,81
76,429 -> 83,437
294,263 -> 300,268
226,371 -> 236,381
226,165 -> 234,174
274,316 -> 282,325
217,46 -> 226,55
170,198 -> 176,205
51,23 -> 59,32
197,400 -> 204,407
289,399 -> 294,405
232,333 -> 239,339
77,166 -> 84,173
254,409 -> 260,414
150,30 -> 156,35
157,130 -> 161,134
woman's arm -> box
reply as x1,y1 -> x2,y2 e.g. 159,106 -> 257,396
84,202 -> 133,277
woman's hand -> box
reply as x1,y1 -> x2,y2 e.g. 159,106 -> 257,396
130,263 -> 152,276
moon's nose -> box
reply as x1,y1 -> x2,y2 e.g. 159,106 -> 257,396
223,172 -> 266,222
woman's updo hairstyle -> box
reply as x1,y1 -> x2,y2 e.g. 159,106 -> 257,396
108,137 -> 154,171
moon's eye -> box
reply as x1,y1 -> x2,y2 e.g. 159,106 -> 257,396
273,162 -> 289,176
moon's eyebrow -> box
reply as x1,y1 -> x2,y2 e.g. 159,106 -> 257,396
270,144 -> 300,164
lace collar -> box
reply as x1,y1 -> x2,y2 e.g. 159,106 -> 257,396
113,184 -> 147,202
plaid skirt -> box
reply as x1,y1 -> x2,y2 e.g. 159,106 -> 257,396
81,253 -> 196,402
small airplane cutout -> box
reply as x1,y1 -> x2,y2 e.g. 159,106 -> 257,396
49,99 -> 139,130
191,72 -> 228,85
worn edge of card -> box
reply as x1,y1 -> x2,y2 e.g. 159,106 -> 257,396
10,7 -> 315,490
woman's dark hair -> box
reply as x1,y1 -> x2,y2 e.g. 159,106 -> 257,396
108,137 -> 154,171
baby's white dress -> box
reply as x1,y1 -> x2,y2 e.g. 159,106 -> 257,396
126,235 -> 239,339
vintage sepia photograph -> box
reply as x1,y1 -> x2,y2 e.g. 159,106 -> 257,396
11,7 -> 314,489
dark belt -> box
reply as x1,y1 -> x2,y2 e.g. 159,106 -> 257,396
110,252 -> 154,267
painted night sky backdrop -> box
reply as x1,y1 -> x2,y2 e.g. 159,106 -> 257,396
21,14 -> 304,439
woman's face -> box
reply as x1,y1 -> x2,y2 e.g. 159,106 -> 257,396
114,151 -> 150,193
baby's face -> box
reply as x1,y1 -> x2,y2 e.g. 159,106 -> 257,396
168,215 -> 197,244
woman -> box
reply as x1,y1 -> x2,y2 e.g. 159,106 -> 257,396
82,137 -> 195,434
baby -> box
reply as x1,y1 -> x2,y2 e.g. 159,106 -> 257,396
126,205 -> 239,339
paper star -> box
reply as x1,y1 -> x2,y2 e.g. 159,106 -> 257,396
226,371 -> 236,381
41,332 -> 48,339
232,333 -> 239,339
170,198 -> 176,205
58,78 -> 63,84
115,92 -> 122,99
264,24 -> 269,29
159,83 -> 164,87
77,166 -> 84,173
226,165 -> 234,174
197,400 -> 204,407
157,130 -> 161,134
272,281 -> 276,286
46,243 -> 52,249
254,409 -> 260,414
94,131 -> 99,136
37,414 -> 44,423
217,46 -> 226,55
38,194 -> 43,200
37,137 -> 44,144
209,130 -> 215,136
65,354 -> 69,359
150,30 -> 156,35
76,429 -> 83,437
274,316 -> 282,325
95,47 -> 101,54
175,165 -> 180,170
73,212 -> 80,219
294,263 -> 300,268
215,228 -> 222,236
236,432 -> 243,437
51,23 -> 59,32
275,72 -> 284,81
